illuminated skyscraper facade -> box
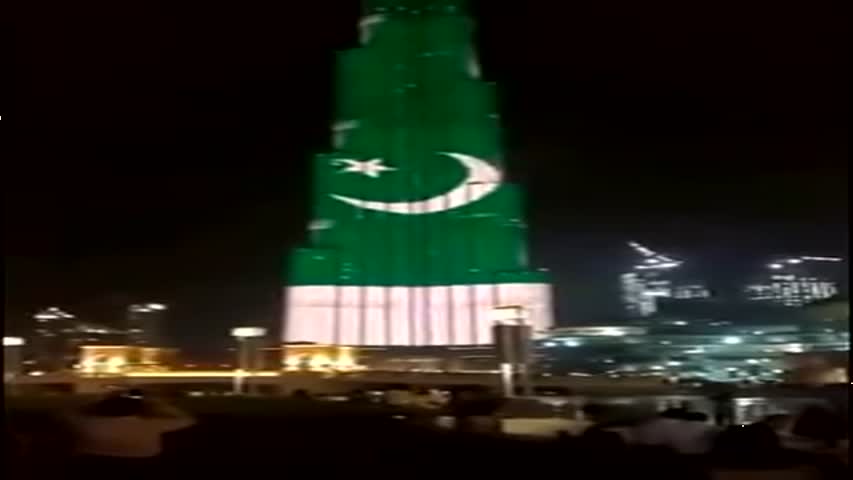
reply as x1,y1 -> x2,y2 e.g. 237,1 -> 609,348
30,307 -> 127,371
620,242 -> 710,317
127,303 -> 167,347
284,0 -> 552,346
745,256 -> 844,307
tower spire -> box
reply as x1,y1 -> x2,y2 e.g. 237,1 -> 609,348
362,0 -> 468,15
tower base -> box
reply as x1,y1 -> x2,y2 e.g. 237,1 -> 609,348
284,283 -> 552,346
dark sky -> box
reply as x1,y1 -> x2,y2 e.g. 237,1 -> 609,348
7,0 -> 848,353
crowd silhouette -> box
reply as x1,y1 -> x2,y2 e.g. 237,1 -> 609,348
5,387 -> 848,480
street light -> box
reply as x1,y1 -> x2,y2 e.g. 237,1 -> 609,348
3,337 -> 25,347
4,337 -> 26,387
230,327 -> 267,395
490,306 -> 532,398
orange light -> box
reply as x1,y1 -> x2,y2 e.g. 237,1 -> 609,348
124,371 -> 280,378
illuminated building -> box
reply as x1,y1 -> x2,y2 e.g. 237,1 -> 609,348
283,0 -> 552,347
783,351 -> 849,385
127,303 -> 167,346
30,307 -> 130,371
31,307 -> 76,371
282,344 -> 361,372
537,319 -> 849,383
620,242 -> 710,317
745,256 -> 844,307
79,345 -> 177,376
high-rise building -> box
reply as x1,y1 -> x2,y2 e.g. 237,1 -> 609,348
126,303 -> 167,346
31,307 -> 76,371
620,242 -> 710,317
29,307 -> 127,371
745,256 -> 844,307
283,0 -> 552,346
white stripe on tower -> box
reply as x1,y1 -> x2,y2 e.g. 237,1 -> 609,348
430,286 -> 449,345
283,283 -> 553,346
365,287 -> 384,345
358,285 -> 367,345
390,287 -> 409,345
340,287 -> 360,345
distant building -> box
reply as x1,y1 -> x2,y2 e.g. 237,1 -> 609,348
126,303 -> 167,347
30,307 -> 127,372
620,241 -> 710,317
31,307 -> 77,371
745,256 -> 844,307
537,318 -> 849,383
79,345 -> 177,375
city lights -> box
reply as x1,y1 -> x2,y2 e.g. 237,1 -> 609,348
34,307 -> 75,320
129,303 -> 168,313
3,337 -> 25,347
231,327 -> 267,338
124,371 -> 280,378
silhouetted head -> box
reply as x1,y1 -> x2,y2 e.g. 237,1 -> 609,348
660,407 -> 689,420
685,411 -> 709,422
712,423 -> 782,466
581,427 -> 627,452
761,413 -> 792,432
83,391 -> 146,417
792,405 -> 844,446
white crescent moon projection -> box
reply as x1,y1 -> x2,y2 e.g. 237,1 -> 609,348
330,152 -> 502,215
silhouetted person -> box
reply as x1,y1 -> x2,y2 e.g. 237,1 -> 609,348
65,389 -> 194,479
792,405 -> 845,449
684,411 -> 709,423
632,407 -> 718,454
710,391 -> 734,426
580,426 -> 627,453
448,388 -> 503,434
711,423 -> 786,468
291,389 -> 312,400
349,389 -> 369,404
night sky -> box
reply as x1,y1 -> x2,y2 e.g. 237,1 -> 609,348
7,0 -> 848,354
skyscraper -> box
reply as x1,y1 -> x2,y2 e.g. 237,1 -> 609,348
31,307 -> 76,371
284,0 -> 552,346
126,303 -> 167,346
29,307 -> 127,371
745,256 -> 844,307
620,242 -> 710,317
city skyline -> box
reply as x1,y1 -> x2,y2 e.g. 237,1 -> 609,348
7,0 -> 847,352
5,246 -> 847,350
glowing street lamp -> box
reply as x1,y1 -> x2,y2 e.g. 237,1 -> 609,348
4,337 -> 26,385
490,306 -> 531,397
3,337 -> 25,347
230,327 -> 267,395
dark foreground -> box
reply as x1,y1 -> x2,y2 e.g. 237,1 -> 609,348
5,396 -> 848,479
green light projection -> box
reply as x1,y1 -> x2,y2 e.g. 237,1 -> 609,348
290,0 -> 547,288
